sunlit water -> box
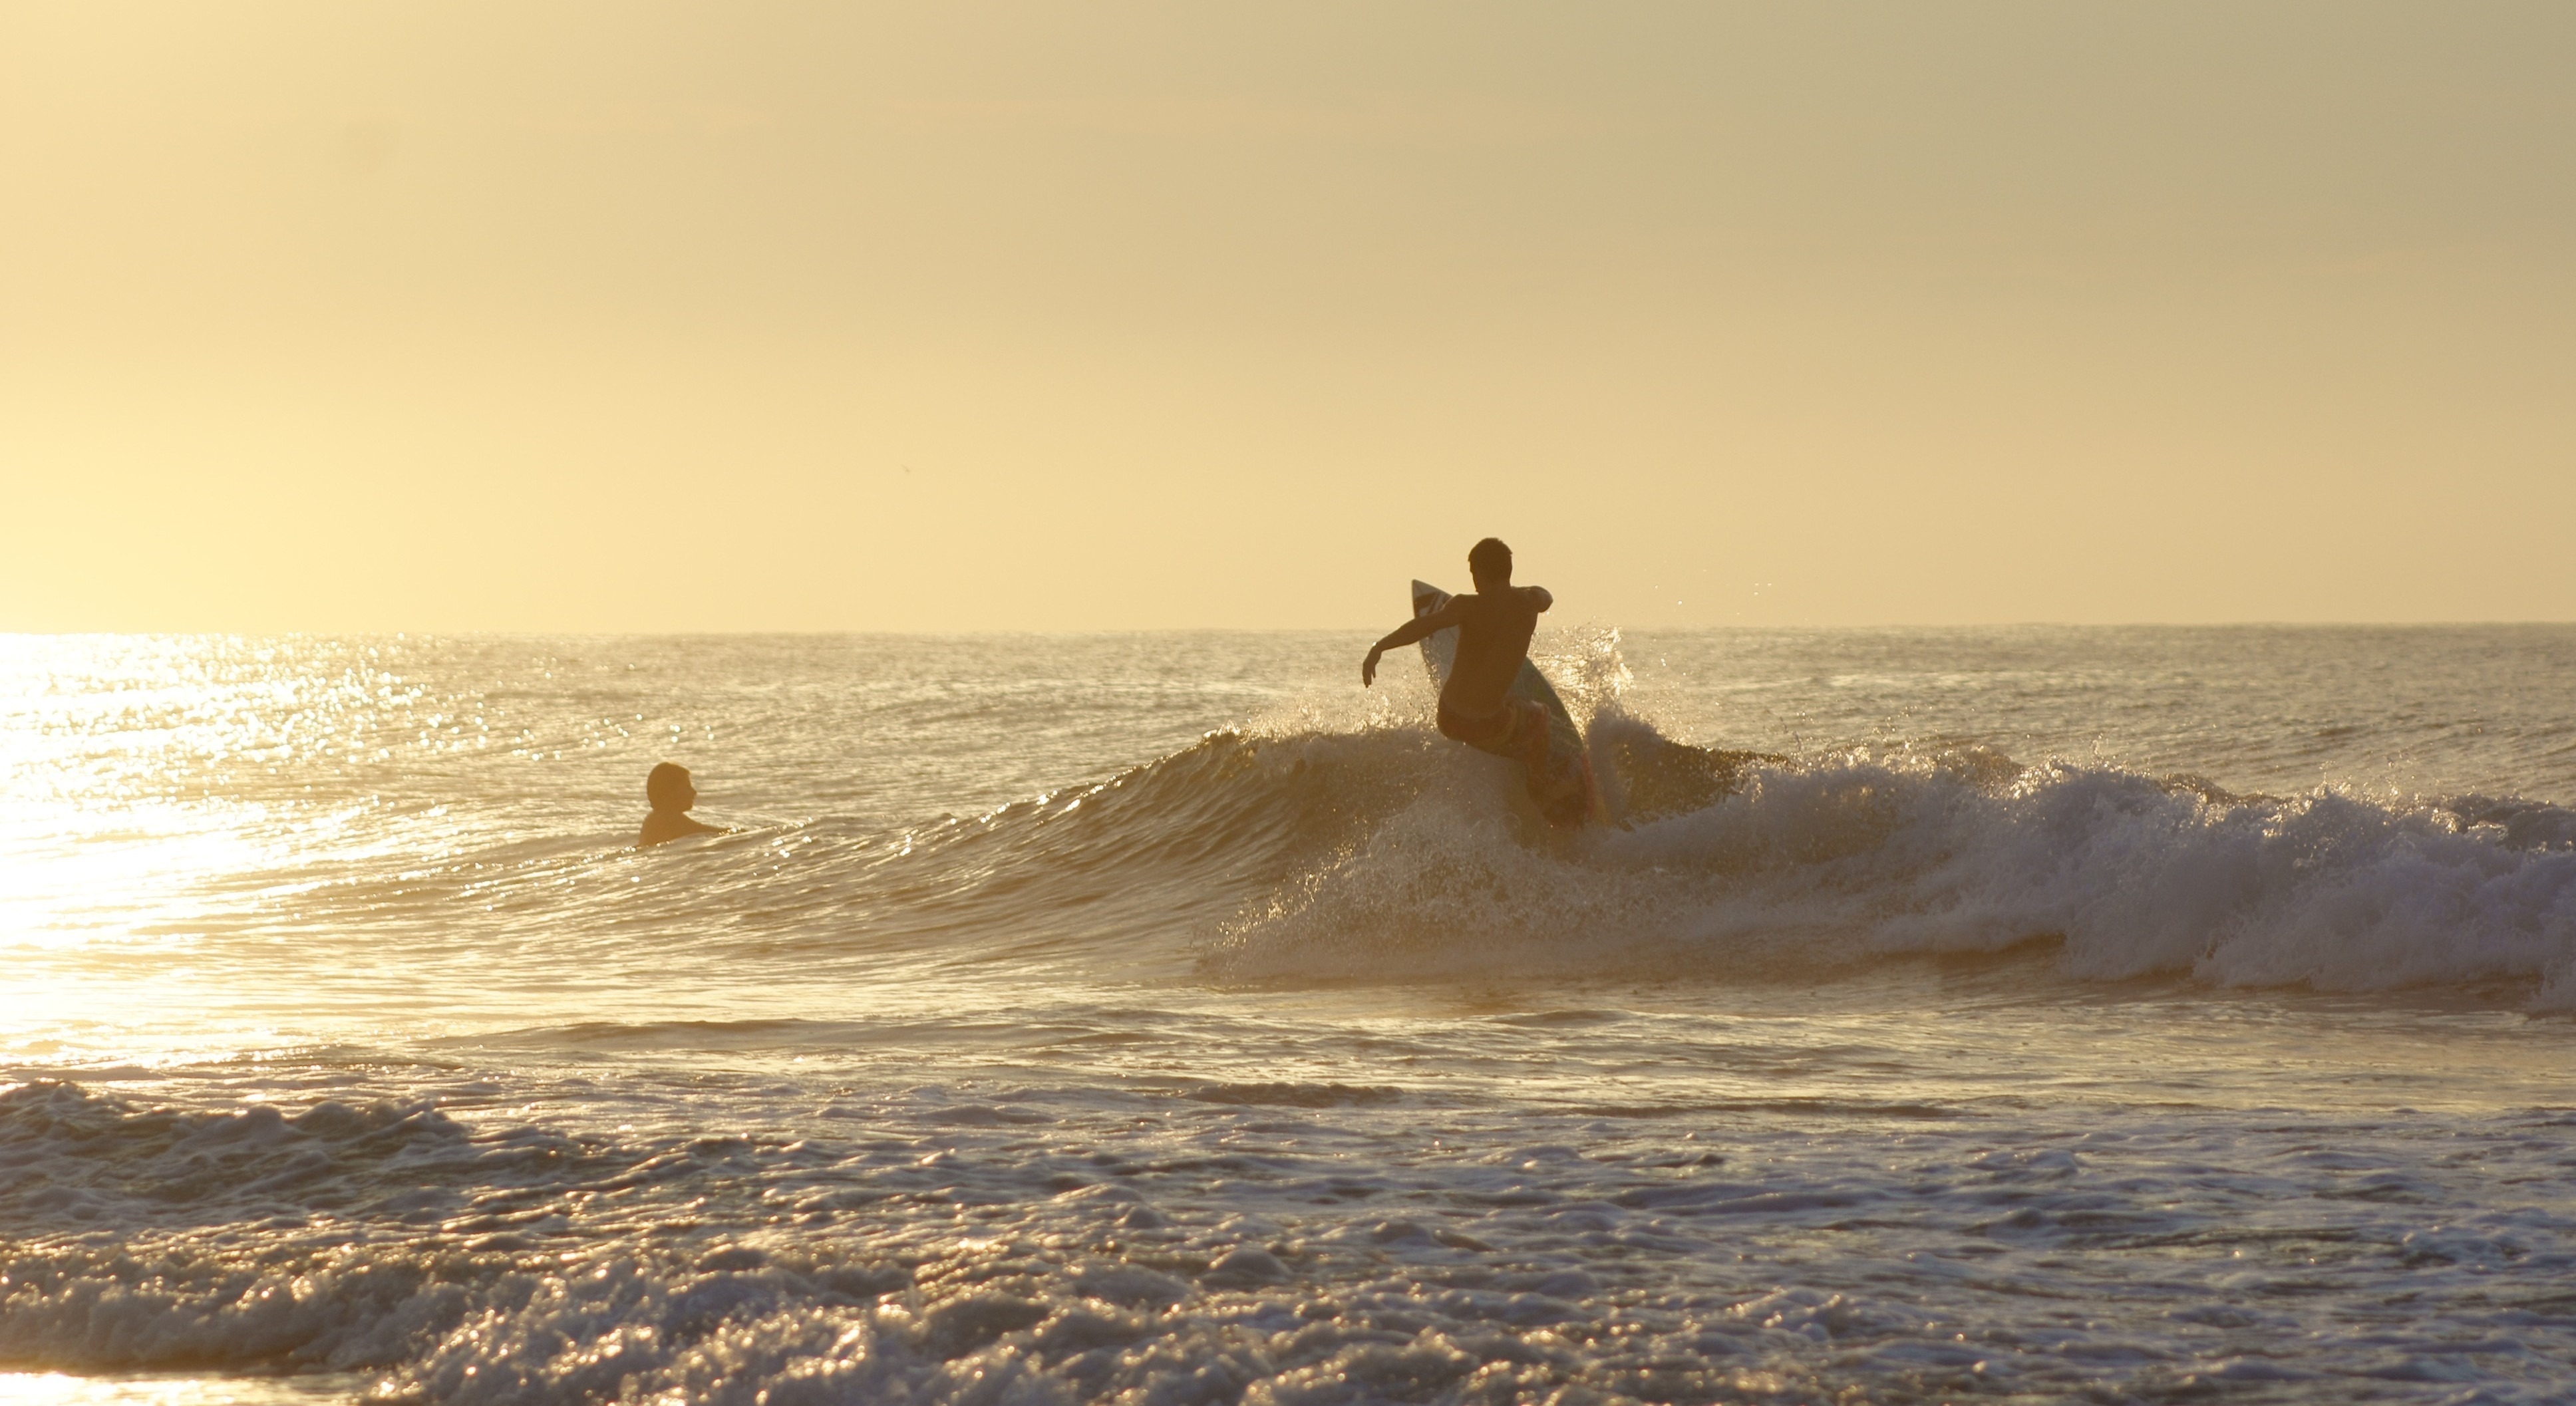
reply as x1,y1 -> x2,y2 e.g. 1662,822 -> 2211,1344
5,628 -> 2574,1405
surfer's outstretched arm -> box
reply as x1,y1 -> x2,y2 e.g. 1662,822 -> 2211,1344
1361,602 -> 1466,686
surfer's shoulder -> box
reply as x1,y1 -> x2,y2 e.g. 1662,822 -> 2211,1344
639,811 -> 722,847
1524,585 -> 1553,613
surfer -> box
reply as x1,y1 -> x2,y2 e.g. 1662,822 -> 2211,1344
1361,536 -> 1560,766
638,762 -> 723,847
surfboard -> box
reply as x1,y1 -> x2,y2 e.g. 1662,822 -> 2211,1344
1410,579 -> 1605,827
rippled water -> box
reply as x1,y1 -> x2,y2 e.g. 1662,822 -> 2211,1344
4,628 -> 2574,1404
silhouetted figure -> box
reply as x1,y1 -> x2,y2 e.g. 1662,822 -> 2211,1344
1362,536 -> 1554,752
639,762 -> 722,847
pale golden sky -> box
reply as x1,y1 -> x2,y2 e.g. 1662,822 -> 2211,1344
3,3 -> 2570,631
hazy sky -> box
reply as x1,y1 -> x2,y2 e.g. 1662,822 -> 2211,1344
4,2 -> 2570,631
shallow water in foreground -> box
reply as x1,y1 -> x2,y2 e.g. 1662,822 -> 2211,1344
4,628 -> 2574,1403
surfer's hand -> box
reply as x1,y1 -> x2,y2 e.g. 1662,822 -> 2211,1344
1361,648 -> 1380,687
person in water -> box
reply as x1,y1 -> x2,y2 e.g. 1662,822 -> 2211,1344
1361,537 -> 1587,821
639,762 -> 723,847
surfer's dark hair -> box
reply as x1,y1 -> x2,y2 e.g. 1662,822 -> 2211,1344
1468,537 -> 1512,581
647,762 -> 693,809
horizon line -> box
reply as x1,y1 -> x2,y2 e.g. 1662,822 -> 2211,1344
9,619 -> 2576,640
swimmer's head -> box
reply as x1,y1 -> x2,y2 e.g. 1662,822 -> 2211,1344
1468,537 -> 1513,590
646,762 -> 697,812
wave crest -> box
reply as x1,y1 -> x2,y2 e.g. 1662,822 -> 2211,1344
1202,724 -> 2576,1006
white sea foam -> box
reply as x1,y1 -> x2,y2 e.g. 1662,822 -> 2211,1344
1212,722 -> 2576,1004
11,1078 -> 2576,1405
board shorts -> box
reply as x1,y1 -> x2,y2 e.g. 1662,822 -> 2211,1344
1438,696 -> 1595,827
1437,698 -> 1553,772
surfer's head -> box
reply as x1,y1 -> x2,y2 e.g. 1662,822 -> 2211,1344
646,762 -> 697,813
1468,537 -> 1513,590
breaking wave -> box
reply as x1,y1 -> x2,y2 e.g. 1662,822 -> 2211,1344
824,702 -> 2575,1008
1196,712 -> 2576,1006
261,702 -> 2576,1008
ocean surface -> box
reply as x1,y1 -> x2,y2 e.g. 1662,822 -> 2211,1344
4,626 -> 2575,1405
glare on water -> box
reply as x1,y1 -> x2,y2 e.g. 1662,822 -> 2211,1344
5,629 -> 2576,1405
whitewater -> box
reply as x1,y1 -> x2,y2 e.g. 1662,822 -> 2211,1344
3,627 -> 2574,1405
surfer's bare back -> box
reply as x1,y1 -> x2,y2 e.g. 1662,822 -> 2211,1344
1362,537 -> 1553,746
